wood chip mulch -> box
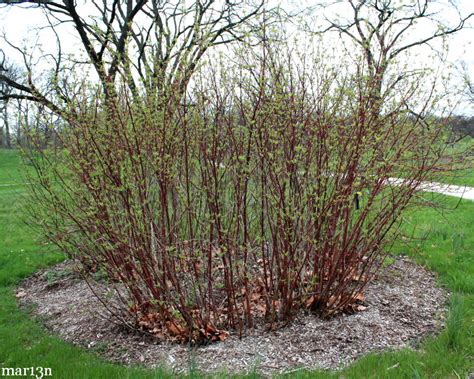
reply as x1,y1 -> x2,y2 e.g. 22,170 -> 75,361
16,256 -> 448,376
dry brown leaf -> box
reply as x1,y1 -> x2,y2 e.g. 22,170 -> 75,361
165,321 -> 186,337
305,295 -> 315,308
205,323 -> 217,334
218,331 -> 229,341
251,292 -> 261,302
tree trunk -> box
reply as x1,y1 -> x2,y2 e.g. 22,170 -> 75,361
3,101 -> 11,148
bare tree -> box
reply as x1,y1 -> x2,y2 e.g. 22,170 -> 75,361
0,0 -> 266,114
468,82 -> 474,103
0,53 -> 22,148
309,0 -> 473,114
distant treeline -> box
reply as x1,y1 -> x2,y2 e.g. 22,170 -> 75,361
447,116 -> 474,138
1,113 -> 473,150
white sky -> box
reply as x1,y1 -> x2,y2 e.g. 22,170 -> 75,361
0,0 -> 473,115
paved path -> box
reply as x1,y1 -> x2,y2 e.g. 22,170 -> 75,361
388,178 -> 474,201
420,182 -> 474,201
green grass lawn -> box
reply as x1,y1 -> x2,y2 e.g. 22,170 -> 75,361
439,137 -> 474,187
443,167 -> 474,187
0,148 -> 24,183
0,149 -> 473,378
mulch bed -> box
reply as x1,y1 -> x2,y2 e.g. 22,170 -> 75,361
16,256 -> 448,376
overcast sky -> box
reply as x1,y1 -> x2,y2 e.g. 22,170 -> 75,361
1,0 -> 473,115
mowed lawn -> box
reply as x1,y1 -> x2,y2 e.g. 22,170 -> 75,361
0,149 -> 473,378
440,137 -> 474,187
447,168 -> 474,188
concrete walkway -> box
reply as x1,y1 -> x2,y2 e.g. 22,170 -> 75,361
420,182 -> 474,201
388,178 -> 474,201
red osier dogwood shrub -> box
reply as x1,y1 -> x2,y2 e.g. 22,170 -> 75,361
24,46 -> 446,343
